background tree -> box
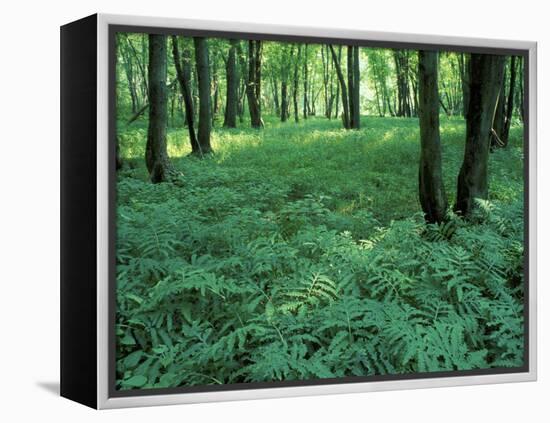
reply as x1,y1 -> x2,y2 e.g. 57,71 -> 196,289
394,50 -> 412,117
329,44 -> 350,129
418,50 -> 447,223
458,53 -> 471,118
292,45 -> 301,123
302,44 -> 309,119
455,53 -> 506,215
492,56 -> 518,148
223,39 -> 239,128
193,37 -> 213,155
246,40 -> 263,128
145,34 -> 172,183
172,36 -> 200,154
351,46 -> 360,128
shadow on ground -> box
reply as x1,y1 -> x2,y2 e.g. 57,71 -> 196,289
36,381 -> 60,396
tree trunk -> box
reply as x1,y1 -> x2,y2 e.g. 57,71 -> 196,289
223,39 -> 238,128
271,76 -> 280,117
303,45 -> 309,119
194,37 -> 213,155
418,51 -> 447,223
346,46 -> 361,128
352,46 -> 360,128
502,55 -> 518,146
293,45 -> 301,123
146,34 -> 172,183
329,45 -> 350,129
171,36 -> 200,153
246,40 -> 263,128
212,54 -> 219,126
281,81 -> 288,122
458,53 -> 470,118
455,54 -> 505,216
492,65 -> 506,148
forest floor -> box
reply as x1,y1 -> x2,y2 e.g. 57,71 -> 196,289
115,116 -> 526,390
118,115 -> 523,223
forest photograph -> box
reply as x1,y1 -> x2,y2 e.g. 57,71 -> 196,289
114,30 -> 526,391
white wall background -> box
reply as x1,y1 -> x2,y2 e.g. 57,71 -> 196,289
1,0 -> 547,421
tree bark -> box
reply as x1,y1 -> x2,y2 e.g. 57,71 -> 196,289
303,44 -> 309,119
455,54 -> 505,216
346,46 -> 361,128
458,53 -> 470,118
502,55 -> 518,146
352,46 -> 360,128
246,40 -> 263,128
293,45 -> 301,123
329,45 -> 350,129
194,37 -> 213,155
171,36 -> 200,153
146,34 -> 172,183
223,39 -> 239,128
418,51 -> 447,223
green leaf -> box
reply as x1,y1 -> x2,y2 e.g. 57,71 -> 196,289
122,375 -> 147,388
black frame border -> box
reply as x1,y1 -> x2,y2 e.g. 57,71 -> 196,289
107,23 -> 531,400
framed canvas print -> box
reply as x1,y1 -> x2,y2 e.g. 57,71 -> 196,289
60,13 -> 537,409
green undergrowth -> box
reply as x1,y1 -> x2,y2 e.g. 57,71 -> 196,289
115,115 -> 525,389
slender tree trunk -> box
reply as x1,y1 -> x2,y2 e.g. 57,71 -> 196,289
455,54 -> 505,216
418,51 -> 447,223
116,137 -> 123,170
223,39 -> 238,128
120,42 -> 139,113
458,53 -> 470,118
492,65 -> 507,148
212,54 -> 219,126
146,34 -> 172,183
293,45 -> 301,123
502,55 -> 518,146
171,36 -> 200,153
352,46 -> 360,128
517,57 -> 525,123
329,45 -> 350,129
346,46 -> 361,128
303,45 -> 309,119
281,81 -> 288,122
271,76 -> 280,117
194,37 -> 213,155
246,40 -> 263,128
124,34 -> 149,103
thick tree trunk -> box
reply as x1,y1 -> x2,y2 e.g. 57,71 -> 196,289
329,45 -> 350,129
223,39 -> 239,128
455,54 -> 505,216
171,36 -> 200,153
194,37 -> 213,155
418,51 -> 448,223
146,34 -> 172,183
